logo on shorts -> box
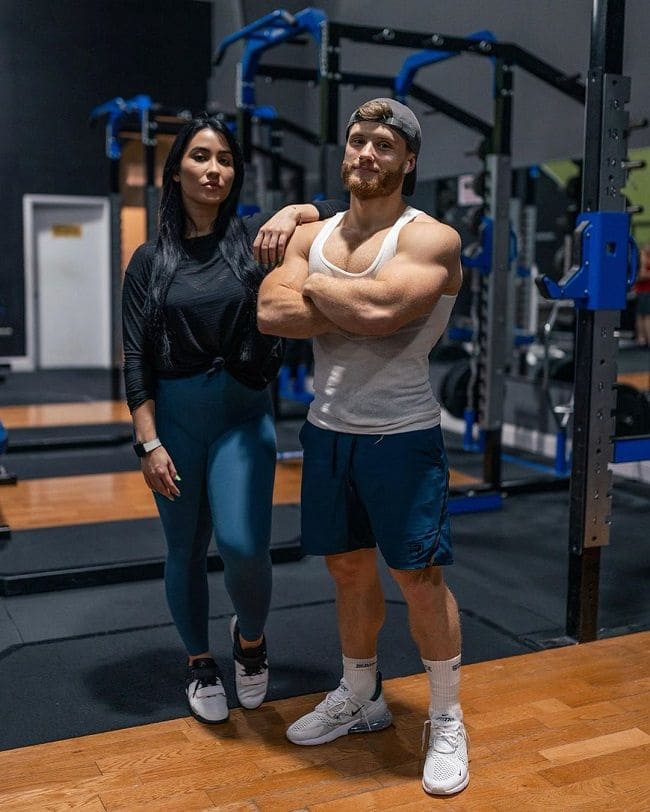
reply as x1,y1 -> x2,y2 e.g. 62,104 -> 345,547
409,542 -> 423,555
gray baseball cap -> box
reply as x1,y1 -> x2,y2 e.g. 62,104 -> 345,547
346,97 -> 421,195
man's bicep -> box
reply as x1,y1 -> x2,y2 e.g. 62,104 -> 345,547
375,253 -> 449,308
378,225 -> 460,301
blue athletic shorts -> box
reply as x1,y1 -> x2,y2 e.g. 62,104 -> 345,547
299,422 -> 452,570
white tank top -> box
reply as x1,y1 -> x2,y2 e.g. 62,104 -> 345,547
307,206 -> 457,434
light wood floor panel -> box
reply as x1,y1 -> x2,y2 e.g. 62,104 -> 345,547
538,726 -> 650,764
0,465 -> 477,531
0,464 -> 301,530
617,370 -> 650,391
0,401 -> 131,429
0,632 -> 647,810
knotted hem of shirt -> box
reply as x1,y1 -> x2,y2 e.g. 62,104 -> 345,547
207,356 -> 226,376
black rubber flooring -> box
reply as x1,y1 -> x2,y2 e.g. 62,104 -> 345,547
0,369 -> 117,405
0,506 -> 302,595
0,574 -> 531,751
7,442 -> 137,479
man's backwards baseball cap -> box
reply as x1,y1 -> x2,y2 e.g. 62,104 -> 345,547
346,98 -> 421,196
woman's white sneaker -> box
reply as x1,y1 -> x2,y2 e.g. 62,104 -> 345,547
286,674 -> 393,745
230,616 -> 269,709
185,657 -> 229,724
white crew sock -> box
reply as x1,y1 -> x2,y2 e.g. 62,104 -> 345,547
342,654 -> 378,700
422,654 -> 462,721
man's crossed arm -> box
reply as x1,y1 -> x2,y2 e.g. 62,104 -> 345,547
257,219 -> 461,339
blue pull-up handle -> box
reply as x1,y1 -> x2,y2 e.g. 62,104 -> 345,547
214,8 -> 327,109
394,30 -> 496,101
213,10 -> 297,65
250,105 -> 279,121
89,94 -> 153,160
239,8 -> 327,108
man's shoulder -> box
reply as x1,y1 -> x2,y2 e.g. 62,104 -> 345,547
409,211 -> 457,234
401,215 -> 461,253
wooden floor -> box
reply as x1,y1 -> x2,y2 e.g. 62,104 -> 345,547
0,465 -> 302,530
0,632 -> 648,811
617,370 -> 650,391
0,400 -> 132,429
1,464 -> 478,531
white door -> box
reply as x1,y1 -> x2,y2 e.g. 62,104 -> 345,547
28,196 -> 110,368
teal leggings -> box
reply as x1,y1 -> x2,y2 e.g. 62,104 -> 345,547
154,369 -> 275,655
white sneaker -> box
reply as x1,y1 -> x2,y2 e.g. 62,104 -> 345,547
185,657 -> 228,724
286,675 -> 393,745
421,715 -> 469,795
230,615 -> 269,710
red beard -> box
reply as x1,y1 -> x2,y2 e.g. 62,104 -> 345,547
340,161 -> 404,199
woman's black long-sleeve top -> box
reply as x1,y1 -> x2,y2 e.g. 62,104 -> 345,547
122,204 -> 344,413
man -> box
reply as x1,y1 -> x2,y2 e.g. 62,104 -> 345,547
257,98 -> 468,797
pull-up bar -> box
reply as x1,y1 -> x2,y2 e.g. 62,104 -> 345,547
324,22 -> 585,104
252,64 -> 493,138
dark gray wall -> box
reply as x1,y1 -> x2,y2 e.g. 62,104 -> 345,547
0,0 -> 211,358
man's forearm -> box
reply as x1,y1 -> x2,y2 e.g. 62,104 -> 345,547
257,285 -> 336,338
304,275 -> 397,335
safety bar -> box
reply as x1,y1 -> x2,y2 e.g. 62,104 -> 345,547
536,213 -> 636,310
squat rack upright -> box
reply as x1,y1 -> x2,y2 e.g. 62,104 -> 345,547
537,0 -> 645,642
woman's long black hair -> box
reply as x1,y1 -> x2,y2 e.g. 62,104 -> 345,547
144,115 -> 264,366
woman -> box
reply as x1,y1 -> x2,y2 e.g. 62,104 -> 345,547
122,114 -> 342,724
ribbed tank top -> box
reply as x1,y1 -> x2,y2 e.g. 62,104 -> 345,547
307,206 -> 457,434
